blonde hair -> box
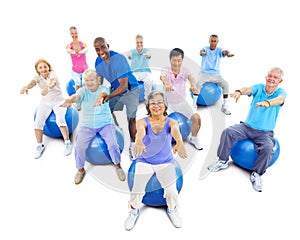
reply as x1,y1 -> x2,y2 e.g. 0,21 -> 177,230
83,69 -> 102,85
34,59 -> 53,75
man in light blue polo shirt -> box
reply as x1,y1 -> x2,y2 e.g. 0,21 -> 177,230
207,67 -> 287,192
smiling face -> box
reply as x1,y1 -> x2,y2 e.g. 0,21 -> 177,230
94,38 -> 110,62
148,93 -> 166,117
36,61 -> 50,79
136,37 -> 143,52
209,36 -> 219,50
70,28 -> 78,40
170,55 -> 183,74
83,70 -> 100,92
265,68 -> 283,89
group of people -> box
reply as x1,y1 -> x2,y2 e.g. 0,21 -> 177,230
20,27 -> 287,230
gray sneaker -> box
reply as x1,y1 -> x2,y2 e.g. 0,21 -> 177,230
207,160 -> 229,172
125,209 -> 140,231
34,144 -> 45,159
250,172 -> 263,192
116,168 -> 126,181
221,105 -> 231,115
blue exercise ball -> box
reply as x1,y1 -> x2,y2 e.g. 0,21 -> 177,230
66,79 -> 76,96
34,107 -> 79,138
128,160 -> 183,207
197,82 -> 222,106
168,112 -> 192,141
86,126 -> 125,165
138,80 -> 156,102
230,138 -> 280,170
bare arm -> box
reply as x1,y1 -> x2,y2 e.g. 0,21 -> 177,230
160,73 -> 174,92
60,93 -> 81,107
78,43 -> 88,54
170,119 -> 187,159
94,78 -> 128,106
66,44 -> 76,54
187,73 -> 199,94
133,119 -> 147,157
222,50 -> 234,57
230,87 -> 252,102
256,96 -> 285,108
20,80 -> 37,94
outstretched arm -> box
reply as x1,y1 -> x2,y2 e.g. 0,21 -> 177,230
20,80 -> 36,94
78,43 -> 88,54
256,96 -> 285,108
160,73 -> 174,92
60,93 -> 81,107
133,119 -> 147,157
230,87 -> 252,102
170,119 -> 187,159
187,73 -> 199,94
222,50 -> 234,57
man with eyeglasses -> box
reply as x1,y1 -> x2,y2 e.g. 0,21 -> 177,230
207,67 -> 287,192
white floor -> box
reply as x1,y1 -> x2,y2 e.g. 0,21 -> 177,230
4,82 -> 297,240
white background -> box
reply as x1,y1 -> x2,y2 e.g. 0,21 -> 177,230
1,0 -> 299,239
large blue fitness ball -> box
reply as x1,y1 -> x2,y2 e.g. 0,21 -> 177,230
86,126 -> 125,165
34,107 -> 79,138
128,160 -> 183,207
197,82 -> 222,106
168,112 -> 192,141
138,80 -> 156,102
230,138 -> 280,170
66,79 -> 76,96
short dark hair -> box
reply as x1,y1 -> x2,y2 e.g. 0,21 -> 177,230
169,48 -> 184,60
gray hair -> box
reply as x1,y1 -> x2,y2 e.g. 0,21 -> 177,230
145,90 -> 168,116
268,67 -> 284,79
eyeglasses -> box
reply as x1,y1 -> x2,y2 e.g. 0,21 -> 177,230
149,101 -> 164,106
267,74 -> 281,80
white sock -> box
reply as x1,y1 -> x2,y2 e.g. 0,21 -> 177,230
65,139 -> 71,144
223,98 -> 229,106
192,95 -> 198,105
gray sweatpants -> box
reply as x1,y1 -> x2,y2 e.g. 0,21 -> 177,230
217,122 -> 275,175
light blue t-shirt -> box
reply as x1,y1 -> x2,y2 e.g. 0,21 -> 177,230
245,84 -> 287,132
77,85 -> 114,128
129,48 -> 151,73
200,46 -> 224,74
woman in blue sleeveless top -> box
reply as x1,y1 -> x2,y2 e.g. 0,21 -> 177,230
125,90 -> 187,230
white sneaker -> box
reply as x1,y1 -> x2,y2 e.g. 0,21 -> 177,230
167,208 -> 182,228
188,136 -> 203,150
64,141 -> 73,156
125,209 -> 140,231
207,160 -> 229,172
250,172 -> 263,192
221,105 -> 231,115
34,144 -> 45,159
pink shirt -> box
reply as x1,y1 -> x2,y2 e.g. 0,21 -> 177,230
70,42 -> 88,73
162,67 -> 192,105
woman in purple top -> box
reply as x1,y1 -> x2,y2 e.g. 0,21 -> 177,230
124,90 -> 187,230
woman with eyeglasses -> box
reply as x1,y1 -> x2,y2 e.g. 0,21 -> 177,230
124,90 -> 187,230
